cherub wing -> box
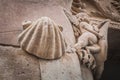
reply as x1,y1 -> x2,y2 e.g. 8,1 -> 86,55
63,8 -> 79,26
63,9 -> 81,38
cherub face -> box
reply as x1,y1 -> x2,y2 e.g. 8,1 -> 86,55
76,13 -> 90,23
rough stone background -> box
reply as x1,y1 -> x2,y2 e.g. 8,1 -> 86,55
0,46 -> 40,80
0,0 -> 120,80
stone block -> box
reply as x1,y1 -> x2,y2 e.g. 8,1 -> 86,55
39,53 -> 83,80
0,46 -> 40,80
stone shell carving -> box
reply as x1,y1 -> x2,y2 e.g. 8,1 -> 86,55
18,17 -> 66,59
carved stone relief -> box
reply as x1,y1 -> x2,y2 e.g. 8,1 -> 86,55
18,17 -> 66,60
0,0 -> 120,80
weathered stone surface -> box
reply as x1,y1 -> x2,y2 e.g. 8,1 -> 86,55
0,30 -> 22,46
75,0 -> 120,22
0,0 -> 119,80
0,46 -> 40,80
81,65 -> 93,80
39,53 -> 83,80
0,0 -> 85,80
0,0 -> 75,46
0,45 -> 94,80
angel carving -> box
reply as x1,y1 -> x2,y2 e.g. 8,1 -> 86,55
64,9 -> 110,80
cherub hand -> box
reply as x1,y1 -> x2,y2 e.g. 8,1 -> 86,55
74,43 -> 81,51
65,46 -> 76,53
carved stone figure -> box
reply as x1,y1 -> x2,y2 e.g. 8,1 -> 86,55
0,0 -> 120,80
18,17 -> 66,60
63,8 -> 110,80
74,12 -> 102,50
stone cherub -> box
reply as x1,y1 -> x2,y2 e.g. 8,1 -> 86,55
18,8 -> 110,80
63,9 -> 110,80
75,13 -> 110,80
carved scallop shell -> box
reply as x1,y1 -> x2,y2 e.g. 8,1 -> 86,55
18,17 -> 66,59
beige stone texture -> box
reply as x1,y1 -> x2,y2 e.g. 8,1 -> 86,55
0,45 -> 94,80
0,46 -> 40,80
39,53 -> 83,80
